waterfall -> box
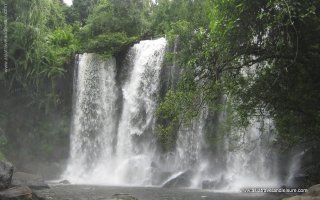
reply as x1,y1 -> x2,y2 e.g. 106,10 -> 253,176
64,37 -> 297,190
64,53 -> 118,183
175,107 -> 209,188
64,38 -> 167,185
114,38 -> 167,185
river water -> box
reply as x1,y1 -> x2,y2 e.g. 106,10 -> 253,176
36,185 -> 287,200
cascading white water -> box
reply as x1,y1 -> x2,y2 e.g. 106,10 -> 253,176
175,107 -> 209,188
221,119 -> 280,191
64,53 -> 118,183
285,151 -> 305,187
114,38 -> 167,185
176,116 -> 205,170
64,38 -> 167,185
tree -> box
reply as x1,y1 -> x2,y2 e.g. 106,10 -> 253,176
208,0 -> 320,146
155,0 -> 320,154
79,0 -> 152,55
72,0 -> 98,24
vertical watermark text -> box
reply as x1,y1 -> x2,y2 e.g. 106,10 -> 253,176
3,3 -> 8,73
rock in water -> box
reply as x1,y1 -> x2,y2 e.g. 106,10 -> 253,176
282,184 -> 320,200
0,186 -> 41,200
11,172 -> 49,190
110,193 -> 139,200
59,179 -> 71,184
162,170 -> 193,188
0,160 -> 14,190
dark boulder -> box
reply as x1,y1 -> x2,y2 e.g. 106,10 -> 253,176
0,186 -> 42,200
162,170 -> 193,188
110,193 -> 139,200
0,160 -> 14,190
11,172 -> 49,190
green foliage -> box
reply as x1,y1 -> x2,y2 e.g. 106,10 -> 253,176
0,0 -> 75,164
1,0 -> 76,103
86,32 -> 138,55
157,90 -> 200,150
153,0 -> 320,155
149,0 -> 211,36
208,0 -> 320,148
153,0 -> 221,148
72,0 -> 98,24
77,0 -> 151,56
47,26 -> 80,69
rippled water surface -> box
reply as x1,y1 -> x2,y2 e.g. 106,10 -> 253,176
36,185 -> 287,200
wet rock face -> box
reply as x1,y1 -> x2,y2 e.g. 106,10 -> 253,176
0,186 -> 41,200
11,172 -> 49,190
0,161 -> 14,190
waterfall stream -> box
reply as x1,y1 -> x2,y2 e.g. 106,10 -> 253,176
114,37 -> 167,185
64,53 -> 118,183
63,37 -> 296,190
222,119 -> 280,191
64,38 -> 167,185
